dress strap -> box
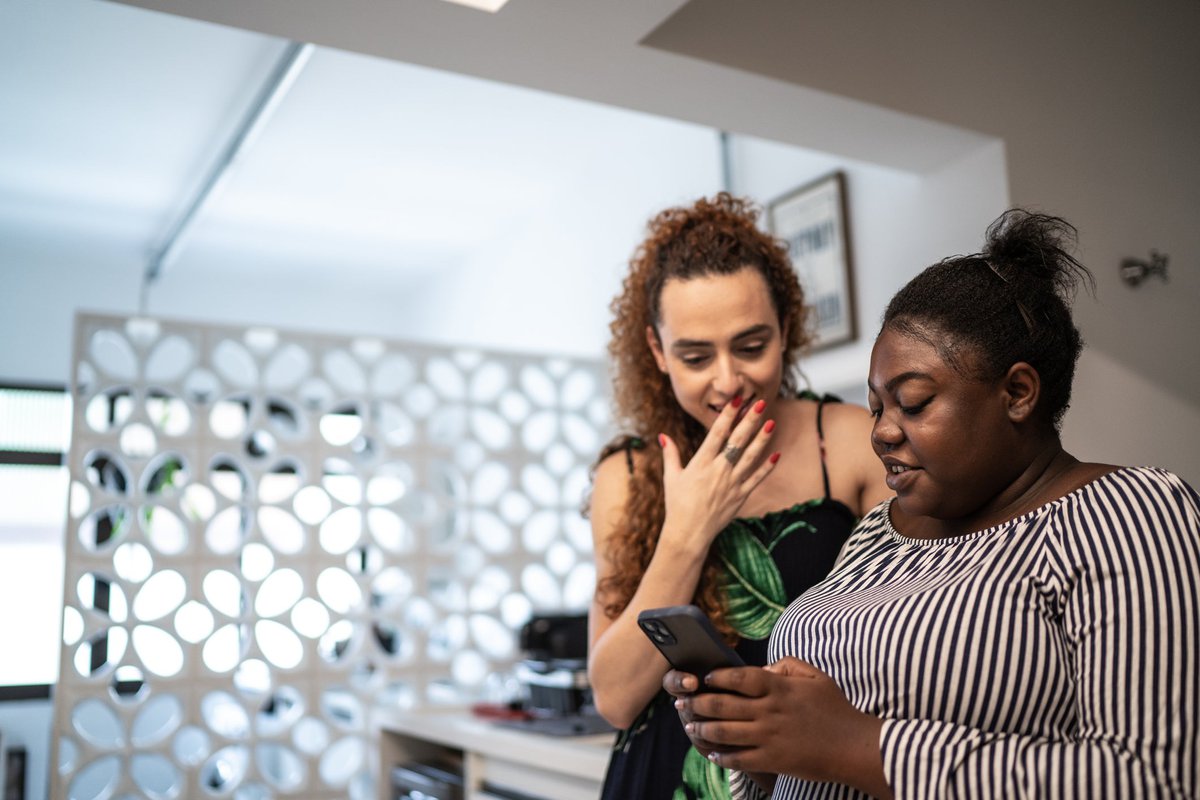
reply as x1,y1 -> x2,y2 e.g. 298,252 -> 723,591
800,390 -> 840,501
624,437 -> 643,475
595,435 -> 646,477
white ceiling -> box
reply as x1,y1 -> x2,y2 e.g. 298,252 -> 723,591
105,0 -> 987,174
0,0 -> 732,297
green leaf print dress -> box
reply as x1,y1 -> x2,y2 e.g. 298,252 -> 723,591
599,395 -> 859,800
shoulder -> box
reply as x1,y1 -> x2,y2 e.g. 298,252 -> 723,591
591,434 -> 654,482
809,400 -> 876,461
592,442 -> 636,494
1040,467 -> 1200,615
594,434 -> 648,468
592,445 -> 634,489
1074,465 -> 1199,520
783,393 -> 874,443
1048,465 -> 1200,559
810,399 -> 891,507
775,394 -> 872,431
589,439 -> 654,531
816,398 -> 874,428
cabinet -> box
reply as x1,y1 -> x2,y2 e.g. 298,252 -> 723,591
375,709 -> 613,800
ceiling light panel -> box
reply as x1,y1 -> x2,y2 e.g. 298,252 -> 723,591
437,0 -> 511,12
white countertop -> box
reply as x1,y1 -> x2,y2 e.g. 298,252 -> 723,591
374,707 -> 615,783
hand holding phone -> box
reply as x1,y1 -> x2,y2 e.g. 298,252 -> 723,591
637,604 -> 745,680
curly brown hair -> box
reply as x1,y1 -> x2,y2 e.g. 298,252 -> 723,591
594,192 -> 811,640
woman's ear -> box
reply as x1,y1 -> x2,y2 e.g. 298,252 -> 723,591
1003,362 -> 1041,423
646,326 -> 668,373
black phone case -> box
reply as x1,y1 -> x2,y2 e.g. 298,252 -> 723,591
637,604 -> 745,676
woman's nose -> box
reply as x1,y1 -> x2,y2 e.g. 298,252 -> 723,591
871,413 -> 902,450
712,356 -> 742,396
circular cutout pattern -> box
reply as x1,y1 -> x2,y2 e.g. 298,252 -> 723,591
62,320 -> 612,800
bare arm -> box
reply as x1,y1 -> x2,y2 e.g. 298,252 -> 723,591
587,453 -> 710,728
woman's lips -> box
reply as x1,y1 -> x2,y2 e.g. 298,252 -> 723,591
883,462 -> 919,491
710,395 -> 756,424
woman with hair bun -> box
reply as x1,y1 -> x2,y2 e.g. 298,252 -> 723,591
666,209 -> 1200,799
587,193 -> 890,799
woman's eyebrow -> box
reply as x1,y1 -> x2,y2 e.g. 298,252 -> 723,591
867,371 -> 935,394
671,324 -> 773,351
670,338 -> 713,350
731,324 -> 773,341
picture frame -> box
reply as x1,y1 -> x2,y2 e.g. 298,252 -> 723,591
767,171 -> 857,350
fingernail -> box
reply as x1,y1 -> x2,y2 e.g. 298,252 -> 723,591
707,752 -> 720,763
674,699 -> 684,710
730,395 -> 743,409
764,419 -> 776,434
658,433 -> 666,448
753,399 -> 767,414
769,451 -> 781,464
684,722 -> 695,734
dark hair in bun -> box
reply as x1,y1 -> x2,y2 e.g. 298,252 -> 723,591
882,209 -> 1095,429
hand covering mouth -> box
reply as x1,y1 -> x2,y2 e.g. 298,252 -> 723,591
710,395 -> 754,414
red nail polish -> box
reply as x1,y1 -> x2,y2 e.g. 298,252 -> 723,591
769,451 -> 781,464
753,399 -> 767,414
730,395 -> 743,409
764,420 -> 775,434
658,434 -> 666,448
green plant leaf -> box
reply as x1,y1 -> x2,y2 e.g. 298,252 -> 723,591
674,747 -> 731,800
764,514 -> 817,552
612,699 -> 656,753
716,522 -> 787,640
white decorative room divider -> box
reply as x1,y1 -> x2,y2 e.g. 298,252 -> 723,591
52,312 -> 610,800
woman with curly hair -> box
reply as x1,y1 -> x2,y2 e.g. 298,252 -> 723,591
588,193 -> 890,799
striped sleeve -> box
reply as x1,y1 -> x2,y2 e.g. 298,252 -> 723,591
729,769 -> 772,800
879,468 -> 1200,799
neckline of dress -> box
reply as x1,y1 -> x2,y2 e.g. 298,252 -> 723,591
882,465 -> 1139,546
733,496 -> 854,524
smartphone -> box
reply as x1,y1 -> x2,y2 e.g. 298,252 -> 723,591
637,604 -> 745,677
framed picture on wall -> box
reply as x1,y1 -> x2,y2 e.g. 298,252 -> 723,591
767,171 -> 856,350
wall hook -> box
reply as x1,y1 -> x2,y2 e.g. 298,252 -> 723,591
1120,250 -> 1169,287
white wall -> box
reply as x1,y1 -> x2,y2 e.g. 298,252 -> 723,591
393,123 -> 724,360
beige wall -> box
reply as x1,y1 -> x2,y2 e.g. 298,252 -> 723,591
1065,349 -> 1200,482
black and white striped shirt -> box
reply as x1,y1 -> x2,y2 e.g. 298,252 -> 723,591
736,466 -> 1200,799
